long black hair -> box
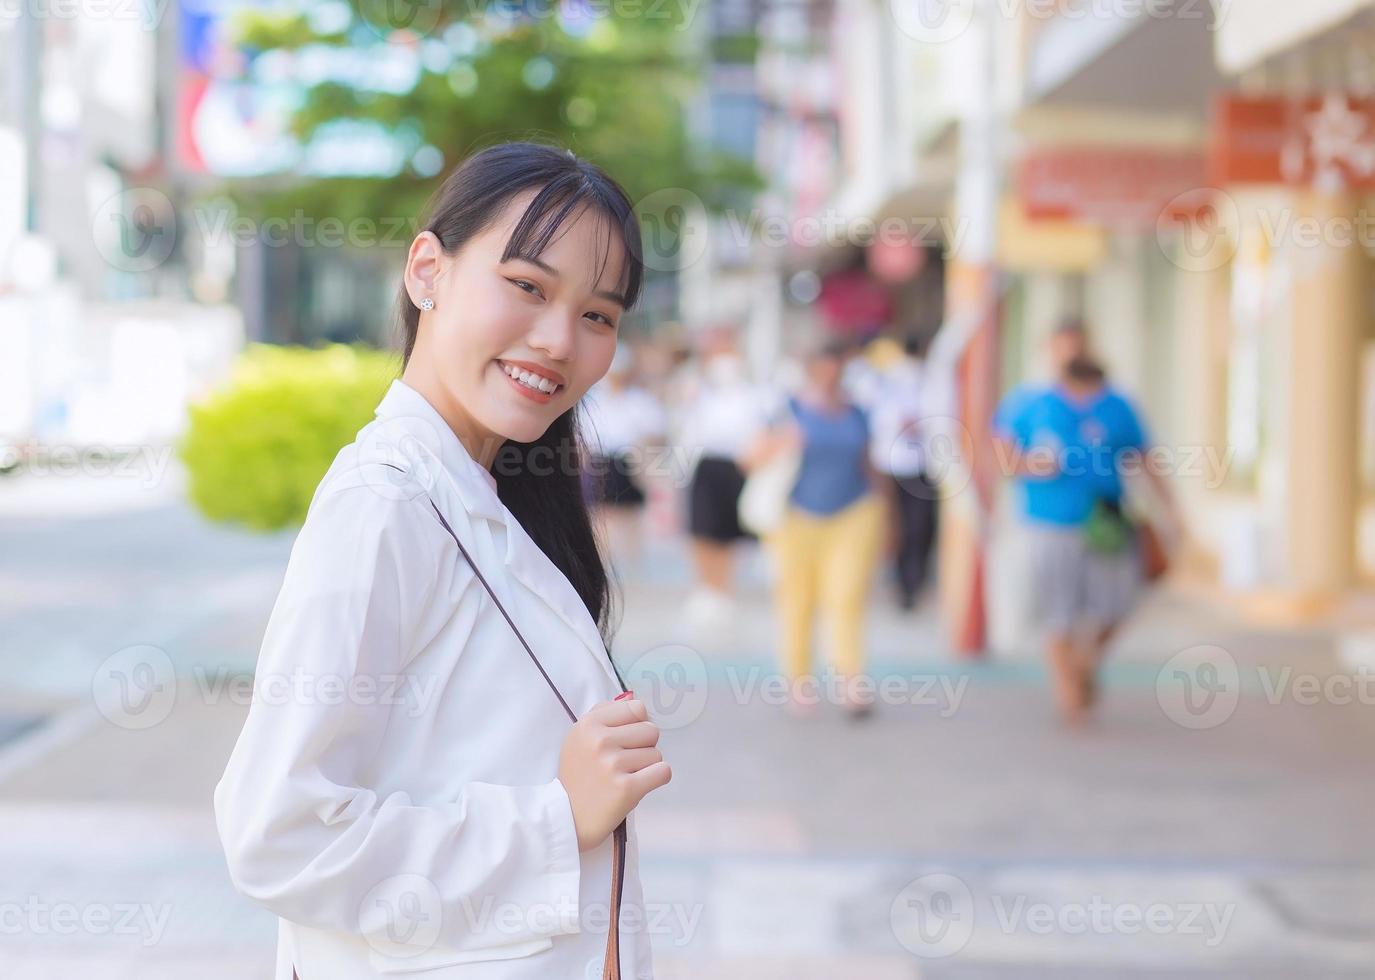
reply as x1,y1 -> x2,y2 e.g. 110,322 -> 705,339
396,141 -> 644,645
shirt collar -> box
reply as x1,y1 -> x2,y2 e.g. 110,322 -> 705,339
374,381 -> 618,685
373,378 -> 506,522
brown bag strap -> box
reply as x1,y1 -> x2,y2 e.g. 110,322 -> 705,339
603,819 -> 627,980
380,462 -> 627,979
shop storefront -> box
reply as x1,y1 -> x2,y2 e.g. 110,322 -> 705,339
1181,90 -> 1375,611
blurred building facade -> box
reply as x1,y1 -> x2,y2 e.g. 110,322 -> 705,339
1001,0 -> 1375,620
0,2 -> 244,455
1201,2 -> 1375,613
735,0 -> 1375,649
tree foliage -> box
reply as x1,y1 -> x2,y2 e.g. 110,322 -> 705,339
222,1 -> 762,229
179,343 -> 399,530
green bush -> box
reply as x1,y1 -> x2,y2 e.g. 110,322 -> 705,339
179,343 -> 400,531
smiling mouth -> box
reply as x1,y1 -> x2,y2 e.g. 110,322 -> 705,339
497,360 -> 565,396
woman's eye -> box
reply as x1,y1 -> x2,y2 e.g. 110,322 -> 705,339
584,311 -> 616,328
508,278 -> 543,298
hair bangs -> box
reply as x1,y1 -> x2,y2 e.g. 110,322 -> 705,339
499,175 -> 642,310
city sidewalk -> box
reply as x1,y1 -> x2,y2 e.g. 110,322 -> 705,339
1,491 -> 1372,977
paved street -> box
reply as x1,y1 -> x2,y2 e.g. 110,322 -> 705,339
2,469 -> 1373,977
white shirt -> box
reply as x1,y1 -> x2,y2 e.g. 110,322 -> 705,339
213,378 -> 653,980
866,357 -> 933,478
672,361 -> 777,461
579,383 -> 666,456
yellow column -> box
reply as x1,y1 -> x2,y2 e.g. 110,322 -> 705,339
939,260 -> 999,655
1285,190 -> 1364,597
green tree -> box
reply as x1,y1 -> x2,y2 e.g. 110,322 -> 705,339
224,2 -> 761,228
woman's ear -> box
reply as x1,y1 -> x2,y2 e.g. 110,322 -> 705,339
404,231 -> 445,307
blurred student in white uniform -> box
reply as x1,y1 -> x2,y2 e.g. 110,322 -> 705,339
673,329 -> 776,624
580,344 -> 667,571
866,335 -> 941,609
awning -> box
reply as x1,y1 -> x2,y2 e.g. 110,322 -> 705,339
1216,0 -> 1374,73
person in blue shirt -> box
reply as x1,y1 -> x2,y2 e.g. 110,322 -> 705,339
744,339 -> 887,719
994,329 -> 1177,724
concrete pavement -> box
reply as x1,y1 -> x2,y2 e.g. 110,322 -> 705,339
1,476 -> 1373,977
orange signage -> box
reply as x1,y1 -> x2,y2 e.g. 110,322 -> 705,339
1018,148 -> 1208,229
1211,92 -> 1375,189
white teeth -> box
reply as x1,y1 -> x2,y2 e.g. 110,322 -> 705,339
502,362 -> 558,394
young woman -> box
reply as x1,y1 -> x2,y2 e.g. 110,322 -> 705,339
744,340 -> 887,718
214,143 -> 671,980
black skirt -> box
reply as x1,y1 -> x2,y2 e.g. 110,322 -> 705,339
688,455 -> 753,542
587,451 -> 646,508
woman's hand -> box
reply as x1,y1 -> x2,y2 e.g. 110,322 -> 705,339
557,697 -> 671,851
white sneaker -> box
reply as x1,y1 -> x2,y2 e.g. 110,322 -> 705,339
684,587 -> 734,628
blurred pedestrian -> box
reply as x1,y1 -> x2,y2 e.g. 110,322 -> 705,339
581,344 -> 667,572
674,329 -> 774,625
745,339 -> 886,719
993,332 -> 1178,724
868,335 -> 940,610
997,315 -> 1090,421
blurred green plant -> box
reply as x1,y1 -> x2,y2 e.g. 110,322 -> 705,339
224,4 -> 762,228
179,343 -> 399,530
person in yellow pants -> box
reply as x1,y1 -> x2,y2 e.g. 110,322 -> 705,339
750,342 -> 887,718
768,494 -> 886,712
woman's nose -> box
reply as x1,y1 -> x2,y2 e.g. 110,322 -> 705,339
527,311 -> 577,362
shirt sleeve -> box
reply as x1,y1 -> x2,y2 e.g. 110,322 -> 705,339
213,482 -> 581,955
992,386 -> 1029,443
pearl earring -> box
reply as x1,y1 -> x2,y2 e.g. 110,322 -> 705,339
419,297 -> 434,312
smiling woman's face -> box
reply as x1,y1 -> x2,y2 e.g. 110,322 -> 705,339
401,188 -> 628,462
